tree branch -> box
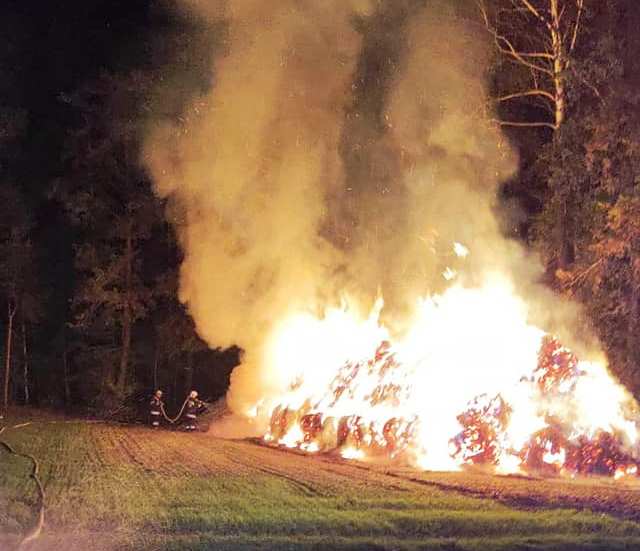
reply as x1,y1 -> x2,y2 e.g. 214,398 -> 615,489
569,0 -> 584,53
558,3 -> 567,23
477,0 -> 554,75
494,34 -> 554,74
570,65 -> 604,104
518,0 -> 549,26
496,89 -> 556,102
562,258 -> 604,290
516,51 -> 555,59
491,118 -> 557,130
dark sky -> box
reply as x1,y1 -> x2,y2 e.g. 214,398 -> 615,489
7,0 -> 162,99
2,1 -> 178,195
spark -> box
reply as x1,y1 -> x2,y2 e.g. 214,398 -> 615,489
453,242 -> 470,258
442,267 -> 457,281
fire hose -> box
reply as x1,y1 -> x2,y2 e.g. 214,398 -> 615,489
159,395 -> 207,426
160,396 -> 190,425
0,418 -> 117,550
0,423 -> 45,550
0,402 -> 200,549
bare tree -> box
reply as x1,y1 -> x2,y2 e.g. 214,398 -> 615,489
477,0 -> 585,131
0,219 -> 34,412
22,316 -> 30,404
3,297 -> 17,411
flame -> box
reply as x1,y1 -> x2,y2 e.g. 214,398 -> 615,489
341,447 -> 366,460
614,465 -> 638,481
254,270 -> 640,478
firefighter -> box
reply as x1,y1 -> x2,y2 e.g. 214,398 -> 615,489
184,390 -> 204,431
149,389 -> 164,429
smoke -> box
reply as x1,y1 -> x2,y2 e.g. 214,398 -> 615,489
341,2 -> 519,324
144,0 -> 375,415
143,0 -> 600,424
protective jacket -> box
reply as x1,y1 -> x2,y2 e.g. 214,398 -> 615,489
184,398 -> 204,430
185,398 -> 203,417
149,397 -> 163,427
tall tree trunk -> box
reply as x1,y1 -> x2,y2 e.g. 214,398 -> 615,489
62,338 -> 71,406
3,300 -> 17,412
153,346 -> 159,391
550,0 -> 573,269
558,195 -> 575,269
172,355 -> 179,408
22,317 -> 29,405
185,351 -> 194,397
116,219 -> 133,395
628,249 -> 640,382
550,0 -> 566,129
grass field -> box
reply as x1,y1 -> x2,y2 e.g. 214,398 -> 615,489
2,409 -> 640,550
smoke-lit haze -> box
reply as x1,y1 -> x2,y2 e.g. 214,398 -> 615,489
143,0 -> 601,425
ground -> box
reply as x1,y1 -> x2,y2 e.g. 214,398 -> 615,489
2,409 -> 640,551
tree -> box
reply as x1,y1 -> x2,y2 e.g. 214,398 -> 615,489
554,90 -> 640,393
57,72 -> 162,408
477,1 -> 614,269
0,184 -> 37,411
527,0 -> 640,392
0,18 -> 38,409
477,0 -> 586,131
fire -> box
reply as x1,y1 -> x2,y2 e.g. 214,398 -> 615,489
255,273 -> 640,478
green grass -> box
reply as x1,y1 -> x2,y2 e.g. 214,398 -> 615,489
2,409 -> 640,550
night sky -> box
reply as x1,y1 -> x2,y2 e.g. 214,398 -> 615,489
4,1 -> 168,187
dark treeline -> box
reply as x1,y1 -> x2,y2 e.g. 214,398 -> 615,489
0,1 -> 239,414
1,68 -> 241,412
1,0 -> 639,413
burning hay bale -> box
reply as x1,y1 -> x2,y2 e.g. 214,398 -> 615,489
262,333 -> 640,479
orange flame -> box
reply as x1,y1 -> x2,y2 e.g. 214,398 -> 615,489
253,273 -> 640,478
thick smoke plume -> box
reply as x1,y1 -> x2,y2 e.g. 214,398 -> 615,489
145,0 -> 374,414
144,0 -> 600,422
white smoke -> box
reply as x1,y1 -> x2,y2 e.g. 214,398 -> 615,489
143,0 -> 602,426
